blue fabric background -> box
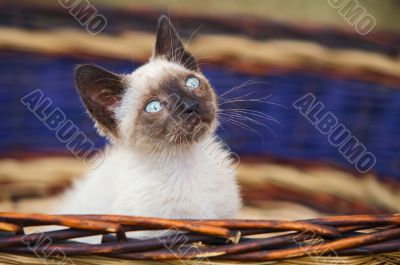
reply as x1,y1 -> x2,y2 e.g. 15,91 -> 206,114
1,52 -> 399,180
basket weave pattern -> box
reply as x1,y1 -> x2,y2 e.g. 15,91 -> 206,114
0,213 -> 399,263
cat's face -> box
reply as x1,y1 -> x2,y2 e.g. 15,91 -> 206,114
75,16 -> 217,149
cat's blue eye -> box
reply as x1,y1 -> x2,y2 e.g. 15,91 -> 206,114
145,100 -> 162,113
186,77 -> 200,90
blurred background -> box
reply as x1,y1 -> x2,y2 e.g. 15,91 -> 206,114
0,0 -> 399,218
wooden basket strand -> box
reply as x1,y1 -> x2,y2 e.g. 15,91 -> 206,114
0,213 -> 399,263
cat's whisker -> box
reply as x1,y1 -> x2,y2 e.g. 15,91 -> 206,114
219,80 -> 252,97
218,105 -> 280,136
218,108 -> 281,126
219,109 -> 276,123
219,80 -> 258,98
219,80 -> 271,99
219,115 -> 252,131
185,60 -> 210,71
219,94 -> 272,104
148,140 -> 164,162
220,98 -> 288,110
219,116 -> 265,140
220,112 -> 265,126
160,144 -> 168,162
185,46 -> 207,61
219,91 -> 257,104
181,48 -> 209,68
179,24 -> 204,65
219,101 -> 287,120
219,112 -> 277,138
165,147 -> 172,164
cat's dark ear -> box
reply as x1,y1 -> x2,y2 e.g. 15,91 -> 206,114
153,15 -> 198,71
75,64 -> 125,137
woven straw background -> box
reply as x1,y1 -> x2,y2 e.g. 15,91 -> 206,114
1,157 -> 399,217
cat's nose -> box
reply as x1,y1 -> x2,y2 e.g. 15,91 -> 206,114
181,97 -> 200,114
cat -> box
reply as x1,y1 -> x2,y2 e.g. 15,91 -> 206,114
60,16 -> 241,223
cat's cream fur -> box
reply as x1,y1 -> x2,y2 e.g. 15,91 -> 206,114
60,17 -> 241,224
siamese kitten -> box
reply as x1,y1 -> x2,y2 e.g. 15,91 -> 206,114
60,16 -> 241,221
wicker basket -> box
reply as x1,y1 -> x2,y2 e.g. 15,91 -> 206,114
0,213 -> 399,264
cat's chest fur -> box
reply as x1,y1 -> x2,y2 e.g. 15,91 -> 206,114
60,136 -> 240,219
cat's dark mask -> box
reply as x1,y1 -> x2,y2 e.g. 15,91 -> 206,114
75,16 -> 217,148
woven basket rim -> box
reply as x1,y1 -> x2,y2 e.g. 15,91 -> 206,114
0,212 -> 399,263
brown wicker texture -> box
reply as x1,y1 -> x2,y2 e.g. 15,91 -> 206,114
0,213 -> 399,264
